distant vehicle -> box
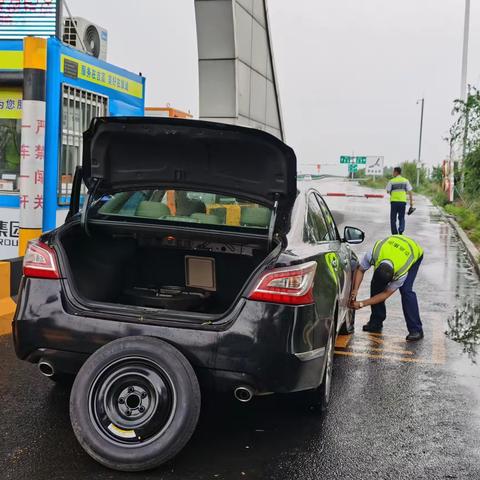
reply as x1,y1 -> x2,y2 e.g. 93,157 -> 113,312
13,118 -> 364,472
303,174 -> 313,181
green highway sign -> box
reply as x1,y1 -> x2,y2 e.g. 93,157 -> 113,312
341,155 -> 367,164
348,164 -> 358,173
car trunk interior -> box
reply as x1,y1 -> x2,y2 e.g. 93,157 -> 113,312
59,223 -> 271,316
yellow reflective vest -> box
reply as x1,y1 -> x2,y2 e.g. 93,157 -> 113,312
372,235 -> 423,280
389,175 -> 410,203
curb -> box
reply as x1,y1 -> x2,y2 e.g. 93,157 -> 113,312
441,210 -> 480,278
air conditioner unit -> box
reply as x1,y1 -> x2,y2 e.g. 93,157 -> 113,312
63,17 -> 108,61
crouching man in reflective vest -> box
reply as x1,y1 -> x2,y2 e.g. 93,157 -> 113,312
350,235 -> 424,341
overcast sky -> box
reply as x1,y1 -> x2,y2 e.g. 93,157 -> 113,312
68,0 -> 480,174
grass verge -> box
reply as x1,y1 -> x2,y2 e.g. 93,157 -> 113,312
444,203 -> 480,247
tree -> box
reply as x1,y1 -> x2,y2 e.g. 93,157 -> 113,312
448,87 -> 480,198
431,166 -> 443,184
450,87 -> 480,155
401,161 -> 427,187
464,147 -> 480,198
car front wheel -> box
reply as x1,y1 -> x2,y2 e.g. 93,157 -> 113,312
339,308 -> 355,334
316,325 -> 335,411
69,336 -> 201,472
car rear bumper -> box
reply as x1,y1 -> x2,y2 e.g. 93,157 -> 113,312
13,278 -> 332,394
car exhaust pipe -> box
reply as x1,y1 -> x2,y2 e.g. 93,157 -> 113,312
38,360 -> 55,377
234,386 -> 254,403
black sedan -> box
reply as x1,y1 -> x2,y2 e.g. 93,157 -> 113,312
13,117 -> 364,472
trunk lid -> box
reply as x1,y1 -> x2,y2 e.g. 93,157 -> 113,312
82,117 -> 297,211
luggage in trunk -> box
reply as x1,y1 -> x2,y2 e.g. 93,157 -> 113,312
122,285 -> 212,311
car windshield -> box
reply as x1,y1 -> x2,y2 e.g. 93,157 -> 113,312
93,189 -> 272,230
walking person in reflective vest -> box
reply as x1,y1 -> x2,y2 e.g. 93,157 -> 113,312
349,235 -> 424,341
386,167 -> 414,235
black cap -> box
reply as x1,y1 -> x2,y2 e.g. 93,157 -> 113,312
372,262 -> 394,288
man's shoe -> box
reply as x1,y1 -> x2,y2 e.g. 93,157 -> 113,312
406,331 -> 424,341
362,323 -> 383,333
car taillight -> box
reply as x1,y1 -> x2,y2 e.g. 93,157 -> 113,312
248,261 -> 317,305
23,240 -> 60,279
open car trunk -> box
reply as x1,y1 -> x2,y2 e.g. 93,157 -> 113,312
58,118 -> 295,318
59,223 -> 272,316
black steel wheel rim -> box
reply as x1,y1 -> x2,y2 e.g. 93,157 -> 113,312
347,308 -> 355,331
88,356 -> 176,446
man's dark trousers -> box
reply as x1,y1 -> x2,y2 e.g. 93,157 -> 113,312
390,201 -> 406,234
369,256 -> 423,333
399,256 -> 423,333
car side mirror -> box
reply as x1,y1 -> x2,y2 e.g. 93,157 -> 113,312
343,226 -> 365,244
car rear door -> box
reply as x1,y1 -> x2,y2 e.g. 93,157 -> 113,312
315,193 -> 352,324
304,192 -> 341,325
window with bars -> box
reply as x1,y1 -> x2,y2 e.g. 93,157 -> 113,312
59,84 -> 108,204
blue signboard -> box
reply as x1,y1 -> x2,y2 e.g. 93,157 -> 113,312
0,0 -> 59,39
0,37 -> 146,240
42,37 -> 145,230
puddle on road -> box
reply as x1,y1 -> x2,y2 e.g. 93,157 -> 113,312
447,298 -> 480,363
445,230 -> 480,363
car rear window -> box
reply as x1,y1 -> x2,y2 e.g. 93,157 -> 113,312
94,189 -> 272,229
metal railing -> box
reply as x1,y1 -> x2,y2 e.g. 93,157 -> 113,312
58,84 -> 108,204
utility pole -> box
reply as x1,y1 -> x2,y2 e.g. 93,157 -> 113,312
459,0 -> 471,192
416,98 -> 424,188
461,84 -> 471,192
460,0 -> 470,101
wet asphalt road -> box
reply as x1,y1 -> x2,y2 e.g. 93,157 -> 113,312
1,179 -> 480,480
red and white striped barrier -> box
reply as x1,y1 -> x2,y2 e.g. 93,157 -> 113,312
324,193 -> 385,199
364,193 -> 385,198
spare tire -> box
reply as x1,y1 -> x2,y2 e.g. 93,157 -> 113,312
69,336 -> 200,472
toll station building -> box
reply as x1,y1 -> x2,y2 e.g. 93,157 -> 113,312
0,37 -> 145,259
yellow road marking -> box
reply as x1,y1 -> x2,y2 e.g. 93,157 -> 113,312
432,322 -> 446,365
357,345 -> 415,355
335,331 -> 446,365
353,334 -> 416,355
335,335 -> 352,348
335,349 -> 442,364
